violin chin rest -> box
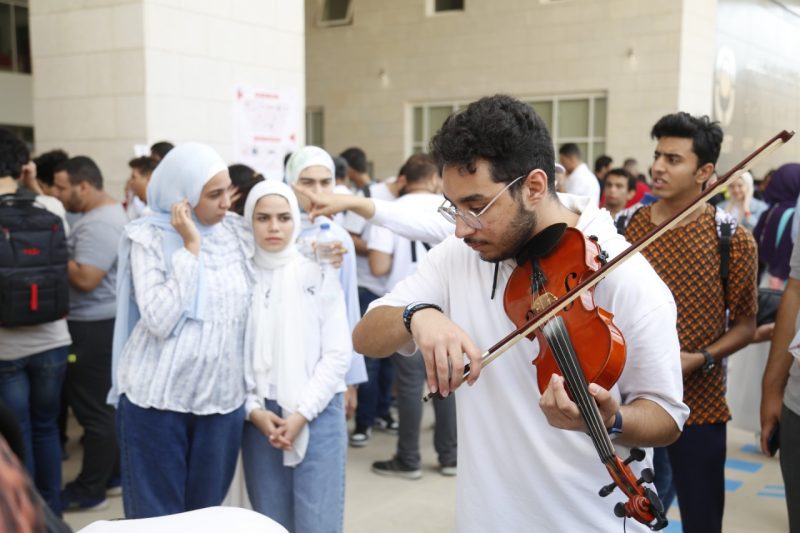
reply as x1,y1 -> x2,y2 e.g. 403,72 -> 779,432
515,223 -> 568,263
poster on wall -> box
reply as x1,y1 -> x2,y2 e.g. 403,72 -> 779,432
232,85 -> 300,181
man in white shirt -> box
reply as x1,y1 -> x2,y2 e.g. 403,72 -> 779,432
351,95 -> 688,532
341,160 -> 405,446
559,143 -> 600,205
365,155 -> 456,479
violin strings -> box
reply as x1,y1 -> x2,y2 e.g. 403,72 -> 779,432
543,318 -> 615,462
543,320 -> 606,450
544,319 -> 605,448
553,318 -> 616,462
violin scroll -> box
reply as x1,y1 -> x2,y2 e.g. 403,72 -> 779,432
601,448 -> 668,531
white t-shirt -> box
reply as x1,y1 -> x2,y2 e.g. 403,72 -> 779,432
367,193 -> 444,292
370,194 -> 689,532
563,162 -> 600,206
342,182 -> 395,296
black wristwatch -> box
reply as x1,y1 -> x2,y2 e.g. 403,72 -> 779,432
701,350 -> 716,374
402,302 -> 443,333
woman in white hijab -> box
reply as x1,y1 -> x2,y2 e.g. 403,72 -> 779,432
241,180 -> 351,533
113,143 -> 252,518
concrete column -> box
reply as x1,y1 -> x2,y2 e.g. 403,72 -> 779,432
30,0 -> 305,193
30,0 -> 147,190
676,0 -> 718,116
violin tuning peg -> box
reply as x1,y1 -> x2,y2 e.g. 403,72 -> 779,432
636,468 -> 655,485
645,487 -> 665,514
599,481 -> 617,497
624,447 -> 646,464
613,502 -> 628,518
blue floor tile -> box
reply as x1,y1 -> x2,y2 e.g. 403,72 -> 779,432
740,443 -> 761,455
765,484 -> 785,490
725,458 -> 763,473
664,519 -> 683,532
757,491 -> 786,498
725,479 -> 744,492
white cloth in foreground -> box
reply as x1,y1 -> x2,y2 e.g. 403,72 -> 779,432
77,506 -> 287,533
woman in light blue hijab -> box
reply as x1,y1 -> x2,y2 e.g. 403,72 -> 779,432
113,143 -> 252,518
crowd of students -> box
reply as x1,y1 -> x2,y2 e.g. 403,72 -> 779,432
0,92 -> 799,533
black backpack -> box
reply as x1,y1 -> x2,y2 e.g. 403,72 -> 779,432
0,191 -> 69,327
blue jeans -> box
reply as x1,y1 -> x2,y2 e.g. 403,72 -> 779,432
117,395 -> 244,519
242,394 -> 346,533
0,346 -> 68,516
355,287 -> 394,429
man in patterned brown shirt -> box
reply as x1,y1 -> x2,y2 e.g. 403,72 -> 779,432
624,112 -> 757,533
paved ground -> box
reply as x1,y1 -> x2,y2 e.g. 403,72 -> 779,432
62,410 -> 789,532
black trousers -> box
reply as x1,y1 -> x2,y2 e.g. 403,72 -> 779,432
781,405 -> 800,533
668,422 -> 727,533
66,319 -> 119,499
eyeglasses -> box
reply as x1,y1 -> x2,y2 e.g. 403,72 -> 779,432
438,174 -> 525,230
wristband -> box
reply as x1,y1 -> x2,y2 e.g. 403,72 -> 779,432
403,302 -> 443,333
607,410 -> 623,439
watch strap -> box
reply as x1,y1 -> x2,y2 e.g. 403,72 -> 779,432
608,410 -> 623,438
701,350 -> 715,373
403,302 -> 443,333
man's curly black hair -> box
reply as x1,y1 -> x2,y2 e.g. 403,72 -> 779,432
0,129 -> 30,180
429,94 -> 556,194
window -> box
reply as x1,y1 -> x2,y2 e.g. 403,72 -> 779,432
1,124 -> 33,150
306,108 -> 324,148
0,1 -> 30,73
434,0 -> 464,12
409,94 -> 607,163
318,0 -> 353,27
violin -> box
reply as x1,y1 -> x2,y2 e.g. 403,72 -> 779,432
422,130 -> 795,528
505,224 -> 666,529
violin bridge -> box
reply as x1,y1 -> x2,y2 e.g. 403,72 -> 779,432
530,292 -> 557,314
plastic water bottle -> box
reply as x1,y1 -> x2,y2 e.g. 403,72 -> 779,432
315,223 -> 338,266
316,223 -> 340,302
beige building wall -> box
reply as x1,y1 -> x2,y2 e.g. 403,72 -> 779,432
29,0 -> 305,194
142,0 -> 305,171
306,0 -> 718,180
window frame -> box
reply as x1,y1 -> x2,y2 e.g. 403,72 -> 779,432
0,0 -> 30,74
427,0 -> 465,16
316,0 -> 354,28
305,107 -> 325,148
407,93 -> 607,163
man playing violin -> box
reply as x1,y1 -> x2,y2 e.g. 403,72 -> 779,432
352,94 -> 689,532
623,113 -> 758,533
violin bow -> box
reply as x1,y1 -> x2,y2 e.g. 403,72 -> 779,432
424,129 -> 794,400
